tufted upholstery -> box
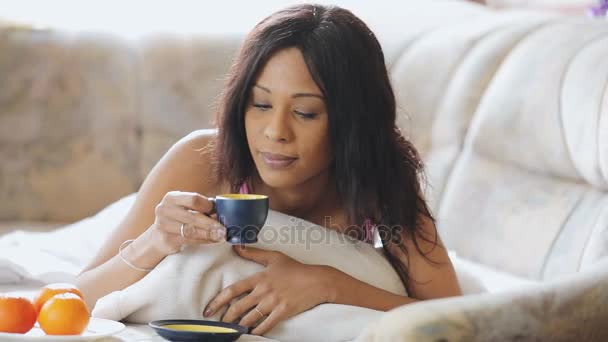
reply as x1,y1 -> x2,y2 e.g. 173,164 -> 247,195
395,14 -> 608,281
1,1 -> 607,283
0,27 -> 140,222
0,28 -> 241,221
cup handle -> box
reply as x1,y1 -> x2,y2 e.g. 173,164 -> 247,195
207,197 -> 217,215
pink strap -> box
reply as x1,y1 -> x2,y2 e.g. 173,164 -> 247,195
239,181 -> 250,194
364,219 -> 375,244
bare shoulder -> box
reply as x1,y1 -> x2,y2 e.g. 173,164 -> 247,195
146,129 -> 222,196
133,128 -> 230,217
80,129 -> 223,271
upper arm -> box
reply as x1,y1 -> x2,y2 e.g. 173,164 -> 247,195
80,129 -> 220,272
390,210 -> 462,300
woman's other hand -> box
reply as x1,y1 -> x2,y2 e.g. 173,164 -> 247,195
204,246 -> 332,336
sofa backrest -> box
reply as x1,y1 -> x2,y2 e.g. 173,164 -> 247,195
0,27 -> 241,222
391,9 -> 608,280
0,27 -> 141,222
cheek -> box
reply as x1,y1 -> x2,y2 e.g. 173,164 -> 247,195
244,110 -> 253,133
299,125 -> 332,165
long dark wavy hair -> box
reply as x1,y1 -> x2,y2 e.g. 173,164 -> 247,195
213,4 -> 438,290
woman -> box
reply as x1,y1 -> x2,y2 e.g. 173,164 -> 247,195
77,4 -> 461,336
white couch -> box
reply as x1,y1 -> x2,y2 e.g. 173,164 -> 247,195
1,1 -> 607,340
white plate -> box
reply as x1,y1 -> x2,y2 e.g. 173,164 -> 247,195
0,318 -> 125,341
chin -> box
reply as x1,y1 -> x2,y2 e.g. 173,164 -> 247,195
254,161 -> 301,189
257,169 -> 299,189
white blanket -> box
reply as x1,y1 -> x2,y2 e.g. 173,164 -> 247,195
92,209 -> 408,342
0,195 -> 137,284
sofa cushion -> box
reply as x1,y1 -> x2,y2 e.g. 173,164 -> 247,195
421,18 -> 608,280
135,35 -> 242,180
390,10 -> 553,212
0,26 -> 140,222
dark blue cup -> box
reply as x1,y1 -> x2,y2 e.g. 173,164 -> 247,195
208,194 -> 269,244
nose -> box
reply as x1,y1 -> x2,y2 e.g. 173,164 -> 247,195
263,109 -> 293,143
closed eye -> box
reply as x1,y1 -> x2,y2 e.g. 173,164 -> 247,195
254,103 -> 317,119
294,110 -> 317,120
253,103 -> 272,111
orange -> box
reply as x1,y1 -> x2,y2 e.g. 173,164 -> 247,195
37,293 -> 90,335
0,295 -> 37,333
33,283 -> 84,315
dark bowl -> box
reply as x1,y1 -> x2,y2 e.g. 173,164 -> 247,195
149,319 -> 248,342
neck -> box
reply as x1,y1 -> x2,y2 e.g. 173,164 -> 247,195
252,171 -> 341,223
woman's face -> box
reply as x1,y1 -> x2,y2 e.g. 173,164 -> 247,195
245,47 -> 332,189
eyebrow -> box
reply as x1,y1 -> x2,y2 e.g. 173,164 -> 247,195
254,84 -> 324,100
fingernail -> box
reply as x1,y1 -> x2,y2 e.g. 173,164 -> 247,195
203,308 -> 213,317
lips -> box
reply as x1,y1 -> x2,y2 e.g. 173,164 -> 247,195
260,152 -> 297,160
260,151 -> 298,169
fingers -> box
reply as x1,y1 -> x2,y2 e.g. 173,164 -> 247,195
251,307 -> 283,336
165,191 -> 215,214
180,223 -> 225,243
155,191 -> 226,244
238,302 -> 267,328
221,291 -> 260,324
204,277 -> 257,317
233,246 -> 280,266
156,215 -> 225,244
167,207 -> 225,236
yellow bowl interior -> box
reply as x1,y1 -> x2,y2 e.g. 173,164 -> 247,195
162,324 -> 237,333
